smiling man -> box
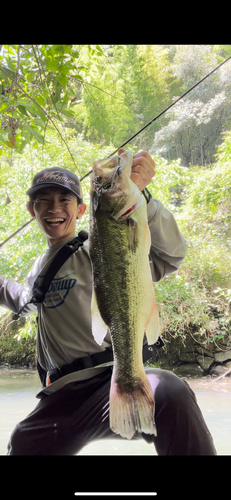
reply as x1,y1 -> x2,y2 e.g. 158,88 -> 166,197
0,151 -> 216,455
26,167 -> 87,247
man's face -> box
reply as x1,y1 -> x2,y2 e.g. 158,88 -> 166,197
27,187 -> 86,247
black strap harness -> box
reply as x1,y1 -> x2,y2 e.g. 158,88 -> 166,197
13,230 -> 88,320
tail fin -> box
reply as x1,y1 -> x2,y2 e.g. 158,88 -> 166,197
109,372 -> 157,440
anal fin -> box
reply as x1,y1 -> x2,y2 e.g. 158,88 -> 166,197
145,298 -> 160,345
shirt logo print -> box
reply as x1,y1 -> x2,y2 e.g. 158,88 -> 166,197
37,274 -> 77,308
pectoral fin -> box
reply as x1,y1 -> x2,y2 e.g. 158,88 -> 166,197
91,288 -> 108,345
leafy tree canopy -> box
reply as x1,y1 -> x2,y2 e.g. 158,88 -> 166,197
0,44 -> 104,157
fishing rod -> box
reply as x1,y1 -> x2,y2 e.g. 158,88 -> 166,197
81,54 -> 231,179
1,54 -> 231,248
0,218 -> 34,249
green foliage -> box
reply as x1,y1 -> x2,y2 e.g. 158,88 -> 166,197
150,134 -> 231,347
0,44 -> 104,157
0,329 -> 36,366
74,45 -> 179,150
147,156 -> 195,210
1,44 -> 231,167
73,44 -> 231,166
0,313 -> 36,365
153,45 -> 231,165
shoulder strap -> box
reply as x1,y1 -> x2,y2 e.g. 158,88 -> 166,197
13,230 -> 88,320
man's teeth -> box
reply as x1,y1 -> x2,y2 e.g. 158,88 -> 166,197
45,218 -> 65,225
46,218 -> 65,222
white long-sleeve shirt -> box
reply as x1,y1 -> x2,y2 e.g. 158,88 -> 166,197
0,197 -> 186,375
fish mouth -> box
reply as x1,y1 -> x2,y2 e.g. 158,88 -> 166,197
44,217 -> 66,226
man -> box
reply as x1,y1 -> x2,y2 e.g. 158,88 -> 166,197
0,149 -> 216,455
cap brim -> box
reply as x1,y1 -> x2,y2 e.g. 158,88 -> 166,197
26,182 -> 83,202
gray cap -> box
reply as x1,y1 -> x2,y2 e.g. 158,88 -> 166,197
26,167 -> 83,202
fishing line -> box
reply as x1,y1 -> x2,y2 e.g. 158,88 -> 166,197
1,54 -> 231,247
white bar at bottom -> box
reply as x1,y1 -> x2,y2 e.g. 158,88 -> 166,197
74,494 -> 157,497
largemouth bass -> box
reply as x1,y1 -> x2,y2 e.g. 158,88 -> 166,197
89,151 -> 160,439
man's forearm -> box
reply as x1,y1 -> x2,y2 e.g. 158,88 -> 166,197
0,276 -> 36,315
146,196 -> 187,281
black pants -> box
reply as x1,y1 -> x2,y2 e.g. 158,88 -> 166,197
7,368 -> 216,455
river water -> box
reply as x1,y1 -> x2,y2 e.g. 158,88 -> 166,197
0,367 -> 230,455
